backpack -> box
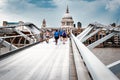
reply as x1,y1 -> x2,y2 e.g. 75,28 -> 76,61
54,32 -> 59,37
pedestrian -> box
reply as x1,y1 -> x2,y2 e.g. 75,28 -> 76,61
54,30 -> 59,45
59,29 -> 64,41
40,31 -> 43,42
62,30 -> 67,44
45,30 -> 50,43
67,31 -> 70,38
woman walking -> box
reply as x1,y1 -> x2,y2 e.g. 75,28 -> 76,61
45,30 -> 50,43
62,30 -> 67,44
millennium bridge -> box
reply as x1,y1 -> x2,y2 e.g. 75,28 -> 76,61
0,22 -> 120,80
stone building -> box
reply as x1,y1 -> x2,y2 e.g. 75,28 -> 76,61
61,6 -> 74,29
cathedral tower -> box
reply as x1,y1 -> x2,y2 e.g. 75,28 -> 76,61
42,19 -> 46,28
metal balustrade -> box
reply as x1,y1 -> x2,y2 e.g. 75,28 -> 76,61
71,33 -> 119,80
0,34 -> 42,55
87,32 -> 116,49
81,28 -> 102,42
89,22 -> 120,32
77,26 -> 93,39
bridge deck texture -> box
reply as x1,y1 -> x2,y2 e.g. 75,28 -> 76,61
0,39 -> 70,80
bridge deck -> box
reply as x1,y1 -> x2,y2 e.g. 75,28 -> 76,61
0,39 -> 70,80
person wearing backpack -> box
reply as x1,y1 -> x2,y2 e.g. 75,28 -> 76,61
54,30 -> 59,45
59,29 -> 64,41
62,30 -> 67,44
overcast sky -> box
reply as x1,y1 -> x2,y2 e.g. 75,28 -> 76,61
0,0 -> 120,28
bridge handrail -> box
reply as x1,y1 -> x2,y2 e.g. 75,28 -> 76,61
71,38 -> 91,80
0,34 -> 39,39
71,33 -> 119,80
89,22 -> 120,32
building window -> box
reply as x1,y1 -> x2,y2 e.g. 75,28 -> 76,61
67,22 -> 70,25
62,22 -> 65,25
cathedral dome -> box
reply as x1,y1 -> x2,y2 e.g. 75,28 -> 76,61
63,13 -> 72,19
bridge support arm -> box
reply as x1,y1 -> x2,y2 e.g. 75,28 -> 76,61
0,39 -> 18,50
87,32 -> 116,49
13,28 -> 33,43
81,28 -> 101,42
77,26 -> 93,40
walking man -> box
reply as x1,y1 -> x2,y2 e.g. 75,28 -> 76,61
54,30 -> 59,45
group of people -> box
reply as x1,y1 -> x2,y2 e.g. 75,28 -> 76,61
42,29 -> 69,45
54,29 -> 67,45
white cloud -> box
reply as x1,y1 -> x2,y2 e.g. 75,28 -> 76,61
0,0 -> 7,5
105,0 -> 120,11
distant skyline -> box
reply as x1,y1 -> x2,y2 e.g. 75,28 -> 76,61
0,0 -> 120,28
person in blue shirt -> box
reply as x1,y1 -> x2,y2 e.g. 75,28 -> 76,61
59,29 -> 64,41
54,30 -> 59,45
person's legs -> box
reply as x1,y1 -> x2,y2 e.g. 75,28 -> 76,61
46,36 -> 49,43
55,37 -> 59,45
47,38 -> 49,43
45,37 -> 47,43
60,35 -> 63,41
56,39 -> 58,45
55,39 -> 58,45
47,36 -> 49,43
63,37 -> 65,44
55,37 -> 57,45
63,36 -> 66,44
